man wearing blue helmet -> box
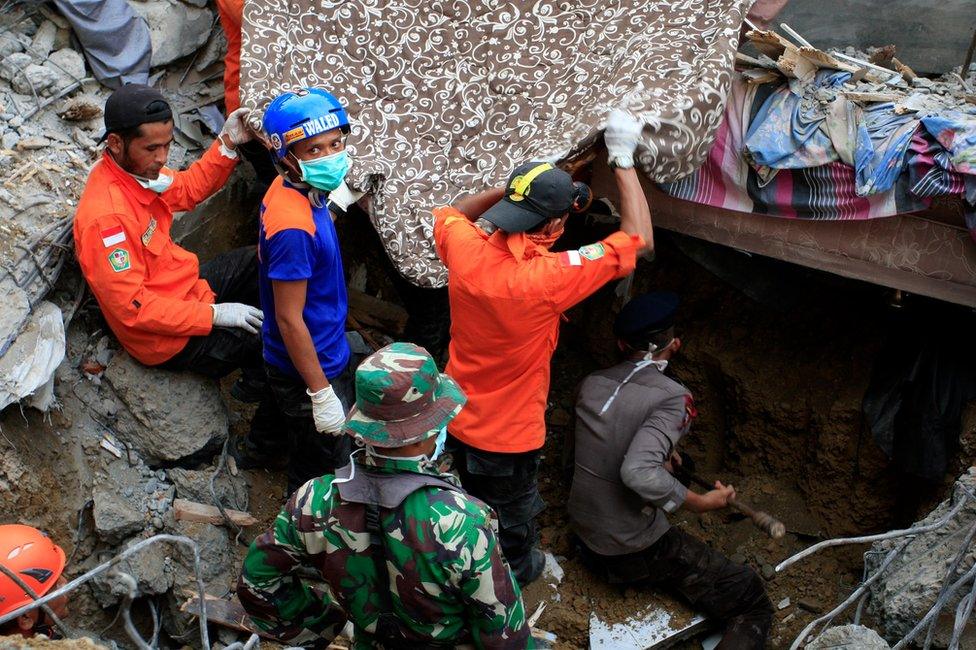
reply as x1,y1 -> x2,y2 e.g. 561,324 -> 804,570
241,87 -> 358,491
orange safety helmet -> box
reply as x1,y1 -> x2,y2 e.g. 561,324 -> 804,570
0,525 -> 66,618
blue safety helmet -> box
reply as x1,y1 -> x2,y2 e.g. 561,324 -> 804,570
262,88 -> 350,161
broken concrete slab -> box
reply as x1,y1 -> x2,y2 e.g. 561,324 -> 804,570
807,624 -> 890,649
46,48 -> 86,87
92,461 -> 149,543
162,517 -> 236,638
89,534 -> 175,606
0,32 -> 29,59
167,467 -> 248,509
103,352 -> 228,465
130,1 -> 214,68
11,63 -> 58,95
868,469 -> 976,645
27,19 -> 57,60
0,52 -> 31,82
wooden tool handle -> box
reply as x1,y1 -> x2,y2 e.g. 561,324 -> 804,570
682,471 -> 786,539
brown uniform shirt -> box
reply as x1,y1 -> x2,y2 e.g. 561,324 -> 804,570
569,360 -> 695,556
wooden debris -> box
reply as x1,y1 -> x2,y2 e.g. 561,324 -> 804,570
775,47 -> 816,82
892,57 -> 917,82
841,91 -> 906,103
735,52 -> 777,70
741,68 -> 781,85
797,47 -> 856,73
99,437 -> 123,459
172,498 -> 258,527
347,289 -> 408,335
182,593 -> 277,641
746,29 -> 791,59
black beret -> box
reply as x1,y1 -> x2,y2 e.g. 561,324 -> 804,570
614,291 -> 680,339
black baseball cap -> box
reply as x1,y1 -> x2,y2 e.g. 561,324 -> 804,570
99,84 -> 173,143
481,161 -> 574,233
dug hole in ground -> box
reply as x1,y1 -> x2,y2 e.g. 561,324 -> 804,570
4,186 -> 976,648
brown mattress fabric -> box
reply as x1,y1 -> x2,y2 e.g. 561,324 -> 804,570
241,0 -> 747,287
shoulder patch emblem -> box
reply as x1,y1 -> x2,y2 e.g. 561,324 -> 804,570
578,243 -> 606,260
141,217 -> 157,246
108,248 -> 131,273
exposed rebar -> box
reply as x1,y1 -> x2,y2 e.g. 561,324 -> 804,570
893,560 -> 976,649
791,538 -> 911,650
777,493 -> 970,573
921,519 -> 976,649
115,572 -> 152,650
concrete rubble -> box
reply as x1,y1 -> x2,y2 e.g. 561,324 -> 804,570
103,352 -> 229,465
807,624 -> 891,649
0,2 -> 258,645
867,468 -> 976,646
0,0 -> 239,414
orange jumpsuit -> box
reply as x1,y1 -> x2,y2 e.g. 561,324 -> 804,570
433,206 -> 642,453
73,141 -> 239,365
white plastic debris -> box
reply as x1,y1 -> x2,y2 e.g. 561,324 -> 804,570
0,301 -> 65,411
589,605 -> 708,649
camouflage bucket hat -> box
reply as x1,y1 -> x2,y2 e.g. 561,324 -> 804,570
343,342 -> 466,448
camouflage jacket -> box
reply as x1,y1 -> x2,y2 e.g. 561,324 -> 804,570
237,454 -> 533,649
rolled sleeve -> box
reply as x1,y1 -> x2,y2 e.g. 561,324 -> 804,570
433,206 -> 477,263
547,231 -> 644,312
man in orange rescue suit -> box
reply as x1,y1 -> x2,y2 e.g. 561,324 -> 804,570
433,110 -> 654,584
73,84 -> 276,423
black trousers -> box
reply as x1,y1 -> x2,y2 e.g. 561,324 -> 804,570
448,438 -> 545,584
577,527 -> 773,649
247,361 -> 358,493
160,246 -> 262,378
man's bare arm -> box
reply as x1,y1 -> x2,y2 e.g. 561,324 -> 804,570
614,167 -> 653,256
272,280 -> 329,392
453,187 -> 505,221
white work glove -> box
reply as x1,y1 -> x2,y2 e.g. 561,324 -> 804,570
220,107 -> 254,146
327,180 -> 364,213
604,109 -> 643,169
307,385 -> 346,435
211,303 -> 264,334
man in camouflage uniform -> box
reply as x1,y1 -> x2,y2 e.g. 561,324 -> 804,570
237,342 -> 532,649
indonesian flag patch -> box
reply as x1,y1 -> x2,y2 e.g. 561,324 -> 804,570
559,250 -> 582,267
100,225 -> 126,248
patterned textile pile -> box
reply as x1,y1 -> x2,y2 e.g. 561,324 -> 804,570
240,0 -> 750,287
661,30 -> 976,242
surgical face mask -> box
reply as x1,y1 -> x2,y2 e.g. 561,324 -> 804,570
297,150 -> 351,192
640,342 -> 669,372
431,427 -> 448,461
134,172 -> 174,193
